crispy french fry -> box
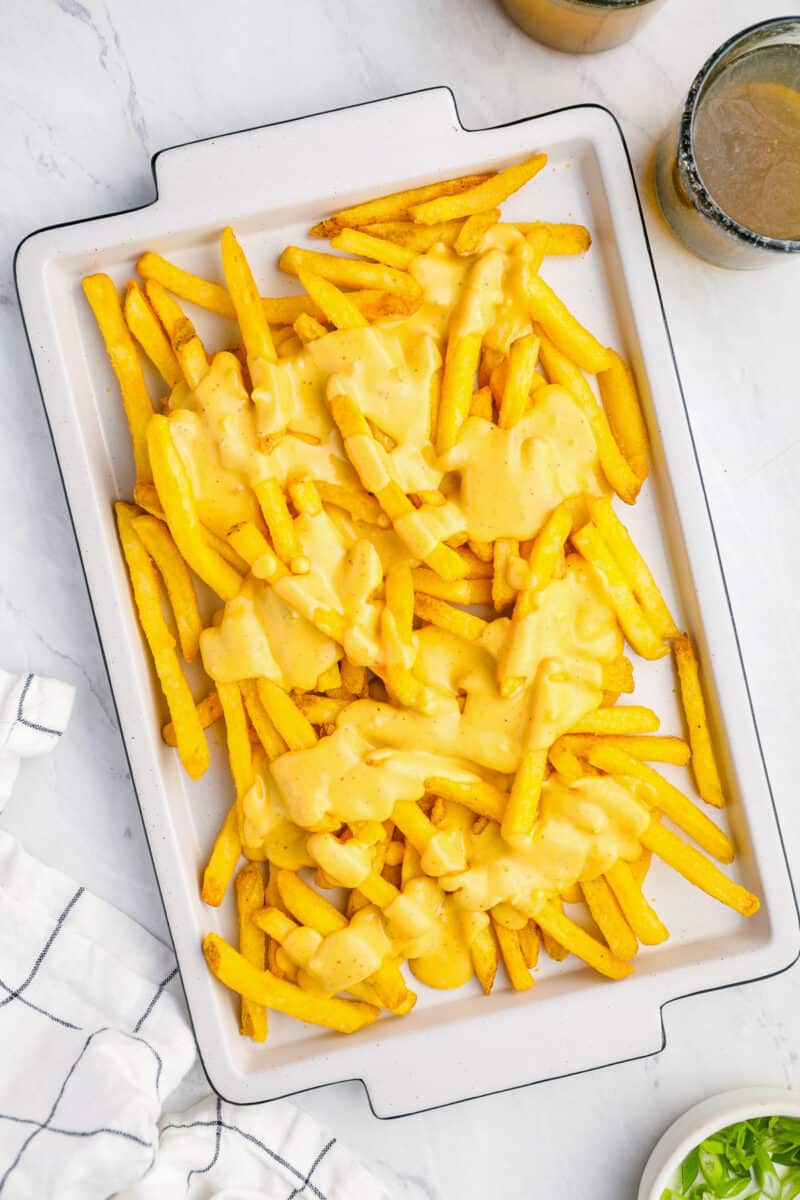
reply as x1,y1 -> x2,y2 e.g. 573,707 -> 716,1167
492,538 -> 518,612
570,705 -> 659,735
235,864 -> 267,1041
413,593 -> 487,641
217,681 -> 254,802
132,513 -> 202,662
137,251 -> 234,316
256,678 -> 318,751
512,222 -> 592,255
586,744 -> 734,863
502,748 -> 547,842
674,633 -> 725,808
437,333 -> 482,454
293,313 -> 328,343
641,819 -> 759,917
411,568 -> 492,605
526,274 -> 611,375
115,503 -> 209,779
597,350 -> 649,482
558,733 -> 690,766
294,694 -> 350,725
469,918 -> 499,994
498,333 -> 540,429
454,209 -> 501,255
147,415 -> 242,600
314,480 -> 389,527
411,153 -> 548,224
163,689 -> 222,747
424,776 -> 507,823
469,386 -> 494,422
573,523 -> 668,660
588,497 -> 678,639
221,226 -> 277,373
518,920 -> 541,970
297,266 -> 368,331
240,679 -> 288,760
144,279 -> 209,390
358,218 -> 465,252
309,172 -> 494,235
280,246 -> 422,299
202,804 -> 241,906
331,227 -> 417,270
123,280 -> 183,388
526,226 -> 550,274
580,877 -> 638,961
82,274 -> 154,482
492,919 -> 535,991
604,860 -> 669,945
537,901 -> 632,980
203,933 -> 380,1032
253,479 -> 308,574
548,743 -> 584,782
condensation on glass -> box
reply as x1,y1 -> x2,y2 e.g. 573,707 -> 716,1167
656,18 -> 800,269
501,0 -> 666,54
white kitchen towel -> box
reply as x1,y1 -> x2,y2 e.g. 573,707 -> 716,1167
0,669 -> 75,806
0,838 -> 386,1200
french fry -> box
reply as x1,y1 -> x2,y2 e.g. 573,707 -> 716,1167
573,523 -> 668,660
144,280 -> 209,390
358,218 -> 465,252
277,335 -> 302,359
413,594 -> 487,641
604,861 -> 669,945
512,222 -> 592,255
586,744 -> 734,863
525,226 -> 550,274
137,251 -> 234,316
548,743 -> 584,782
536,901 -> 632,980
570,705 -> 659,735
132,513 -> 202,662
123,280 -> 183,388
469,386 -> 494,422
202,804 -> 241,906
295,694 -> 350,724
163,689 -> 222,747
240,679 -> 288,760
309,171 -> 494,235
537,333 -> 640,504
425,776 -> 507,823
518,920 -> 541,970
526,274 -> 611,375
253,479 -> 308,574
203,933 -> 380,1032
82,274 -> 154,483
469,918 -> 499,994
220,226 -> 277,374
456,546 -> 494,579
674,633 -> 726,808
502,748 -> 547,842
147,415 -> 242,600
293,312 -> 328,343
557,734 -> 690,766
454,209 -> 501,256
588,497 -> 678,639
331,227 -> 417,270
217,681 -> 254,802
492,538 -> 518,612
317,661 -> 342,692
580,877 -> 638,961
410,153 -> 548,224
256,679 -> 318,751
492,919 -> 535,991
235,864 -> 267,1041
296,265 -> 368,331
315,480 -> 389,527
280,246 -> 422,300
641,819 -> 759,917
115,503 -> 209,779
340,658 -> 368,697
411,568 -> 492,605
597,350 -> 649,482
498,333 -> 540,429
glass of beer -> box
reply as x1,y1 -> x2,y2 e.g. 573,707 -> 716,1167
656,18 -> 800,268
500,0 -> 667,54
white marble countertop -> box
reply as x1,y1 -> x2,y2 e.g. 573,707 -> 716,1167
3,1 -> 800,1195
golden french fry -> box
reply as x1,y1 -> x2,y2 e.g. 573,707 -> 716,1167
424,777 -> 507,823
217,681 -> 254,802
518,920 -> 541,970
597,350 -> 649,482
82,274 -> 154,483
570,705 -> 659,734
573,523 -> 668,660
296,265 -> 368,331
163,689 -> 222,747
202,804 -> 241,906
115,502 -> 209,780
413,593 -> 487,641
586,744 -> 734,863
548,743 -> 584,782
411,568 -> 492,606
203,933 -> 380,1032
526,274 -> 611,375
498,333 -> 540,429
492,919 -> 534,991
512,222 -> 592,255
526,227 -> 550,274
588,497 -> 678,639
256,678 -> 318,751
502,748 -> 547,842
436,333 -> 482,454
293,312 -> 328,343
537,901 -> 632,980
253,479 -> 308,574
280,246 -> 422,299
144,279 -> 209,390
674,633 -> 726,809
137,251 -> 234,316
240,679 -> 288,760
123,280 -> 183,388
469,386 -> 494,421
604,861 -> 669,945
628,847 -> 652,888
235,864 -> 267,1041
470,919 -> 499,994
454,209 -> 501,256
314,480 -> 389,527
580,877 -> 638,961
357,218 -> 465,251
558,733 -> 690,766
492,538 -> 518,612
411,153 -> 548,224
147,415 -> 241,600
309,171 -> 494,235
294,694 -> 350,725
331,227 -> 417,270
132,513 -> 202,662
220,226 -> 277,372
641,819 -> 759,917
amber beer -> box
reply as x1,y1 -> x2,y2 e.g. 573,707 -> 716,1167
501,0 -> 666,53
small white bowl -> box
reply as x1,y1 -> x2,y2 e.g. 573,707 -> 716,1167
639,1087 -> 800,1199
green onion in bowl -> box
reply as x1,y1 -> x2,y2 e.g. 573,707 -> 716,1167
662,1116 -> 800,1199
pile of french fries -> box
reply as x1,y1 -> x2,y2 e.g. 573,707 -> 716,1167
82,151 -> 759,1044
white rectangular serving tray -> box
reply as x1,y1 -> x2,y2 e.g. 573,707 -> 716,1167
15,88 -> 799,1117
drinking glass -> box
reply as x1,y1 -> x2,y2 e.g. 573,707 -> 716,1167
500,0 -> 667,54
